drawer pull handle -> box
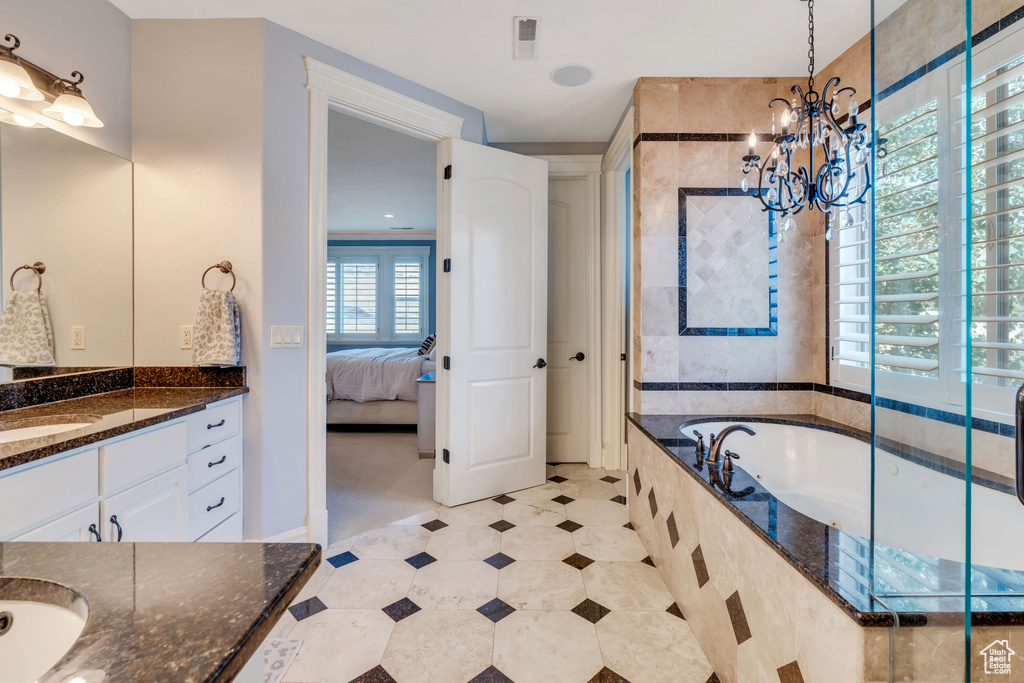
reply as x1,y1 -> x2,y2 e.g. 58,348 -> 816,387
207,497 -> 225,512
208,455 -> 227,467
207,419 -> 226,430
110,515 -> 123,542
89,524 -> 102,542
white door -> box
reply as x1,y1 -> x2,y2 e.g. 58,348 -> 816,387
100,467 -> 187,542
437,138 -> 548,506
546,177 -> 590,463
11,504 -> 99,542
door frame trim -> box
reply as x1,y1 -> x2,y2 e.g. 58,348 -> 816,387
534,155 -> 604,468
304,57 -> 464,546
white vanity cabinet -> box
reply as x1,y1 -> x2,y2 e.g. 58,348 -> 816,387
186,397 -> 243,541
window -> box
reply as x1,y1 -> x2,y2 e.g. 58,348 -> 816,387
326,246 -> 430,343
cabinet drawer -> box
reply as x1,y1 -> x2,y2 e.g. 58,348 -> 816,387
12,504 -> 100,542
0,449 -> 99,539
195,512 -> 242,542
100,422 -> 187,493
187,435 -> 241,493
187,399 -> 241,453
189,468 -> 240,541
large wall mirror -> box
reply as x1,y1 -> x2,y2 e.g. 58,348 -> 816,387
0,109 -> 132,381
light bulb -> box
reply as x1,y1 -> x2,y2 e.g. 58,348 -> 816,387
62,110 -> 85,126
782,109 -> 791,127
748,130 -> 757,150
0,81 -> 19,98
11,113 -> 34,126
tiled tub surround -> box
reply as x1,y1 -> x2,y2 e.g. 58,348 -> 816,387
626,414 -> 1024,682
0,541 -> 320,682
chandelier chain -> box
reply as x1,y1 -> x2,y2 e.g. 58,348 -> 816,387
807,0 -> 815,90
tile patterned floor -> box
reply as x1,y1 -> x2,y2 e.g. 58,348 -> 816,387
269,463 -> 718,683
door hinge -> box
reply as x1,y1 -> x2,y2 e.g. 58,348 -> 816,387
443,164 -> 452,180
442,449 -> 450,464
620,353 -> 626,361
443,258 -> 451,273
443,356 -> 450,370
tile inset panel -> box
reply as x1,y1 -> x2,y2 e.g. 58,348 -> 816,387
470,665 -> 516,683
666,512 -> 680,548
484,552 -> 517,569
571,598 -> 612,624
557,519 -> 584,533
588,666 -> 631,683
288,596 -> 328,622
404,552 -> 437,569
382,597 -> 421,622
326,551 -> 359,568
350,665 -> 398,683
477,598 -> 517,623
563,553 -> 596,570
777,660 -> 806,683
421,519 -> 449,532
692,545 -> 711,588
725,590 -> 752,645
648,488 -> 659,518
490,520 -> 516,533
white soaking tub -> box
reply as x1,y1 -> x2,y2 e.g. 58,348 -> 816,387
681,420 -> 1024,572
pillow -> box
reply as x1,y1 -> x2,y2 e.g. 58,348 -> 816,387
428,344 -> 437,361
417,333 -> 436,356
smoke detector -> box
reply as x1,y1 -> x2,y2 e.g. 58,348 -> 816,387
513,17 -> 539,60
551,64 -> 594,87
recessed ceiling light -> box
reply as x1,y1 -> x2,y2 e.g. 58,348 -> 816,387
550,64 -> 594,87
384,214 -> 395,218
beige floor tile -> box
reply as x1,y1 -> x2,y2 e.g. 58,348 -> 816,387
388,508 -> 440,525
508,481 -> 562,500
503,498 -> 567,526
571,526 -> 649,562
500,525 -> 577,561
282,609 -> 394,683
323,534 -> 358,556
582,561 -> 675,610
425,524 -> 501,561
266,610 -> 297,640
596,610 -> 714,683
546,464 -> 557,478
406,560 -> 499,609
317,558 -> 416,610
497,560 -> 588,610
437,498 -> 505,526
291,561 -> 335,604
559,479 -> 621,500
565,499 -> 630,527
350,524 -> 431,560
380,609 -> 494,682
555,463 -> 609,481
493,610 -> 604,683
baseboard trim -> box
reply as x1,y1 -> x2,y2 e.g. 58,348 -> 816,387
261,525 -> 310,544
307,508 -> 329,547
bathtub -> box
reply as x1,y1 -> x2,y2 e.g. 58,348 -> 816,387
681,420 -> 1024,572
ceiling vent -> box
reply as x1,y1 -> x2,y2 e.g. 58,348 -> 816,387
513,17 -> 539,61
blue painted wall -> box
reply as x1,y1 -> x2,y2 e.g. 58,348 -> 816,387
326,240 -> 437,352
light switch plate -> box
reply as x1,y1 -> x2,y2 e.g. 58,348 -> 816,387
70,326 -> 86,350
270,325 -> 304,349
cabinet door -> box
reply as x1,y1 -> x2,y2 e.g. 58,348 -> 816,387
100,466 -> 187,542
10,504 -> 100,542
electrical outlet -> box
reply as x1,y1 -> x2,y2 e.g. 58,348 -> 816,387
180,325 -> 194,349
70,326 -> 86,350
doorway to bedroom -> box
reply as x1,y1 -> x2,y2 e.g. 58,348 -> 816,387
323,110 -> 439,546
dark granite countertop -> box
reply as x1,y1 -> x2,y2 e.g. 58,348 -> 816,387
0,541 -> 320,682
627,412 -> 1024,627
0,387 -> 249,473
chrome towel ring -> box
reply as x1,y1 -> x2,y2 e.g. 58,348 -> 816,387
201,260 -> 235,292
9,262 -> 45,292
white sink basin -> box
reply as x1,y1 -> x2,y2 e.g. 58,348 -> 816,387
0,578 -> 89,683
0,415 -> 101,444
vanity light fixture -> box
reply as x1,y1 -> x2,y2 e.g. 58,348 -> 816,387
0,33 -> 103,127
0,107 -> 43,128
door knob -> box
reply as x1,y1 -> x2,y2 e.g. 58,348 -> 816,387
533,358 -> 547,369
569,352 -> 585,362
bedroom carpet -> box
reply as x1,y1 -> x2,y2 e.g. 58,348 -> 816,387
326,430 -> 437,546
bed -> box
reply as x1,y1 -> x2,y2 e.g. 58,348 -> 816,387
326,347 -> 436,425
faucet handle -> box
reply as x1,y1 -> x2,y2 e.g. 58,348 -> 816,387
724,449 -> 740,460
723,449 -> 740,472
709,433 -> 717,449
692,430 -> 704,455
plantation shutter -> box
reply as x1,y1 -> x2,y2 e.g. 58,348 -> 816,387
393,258 -> 423,336
339,259 -> 378,335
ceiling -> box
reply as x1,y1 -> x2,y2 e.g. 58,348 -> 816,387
327,111 -> 436,234
110,0 -> 905,143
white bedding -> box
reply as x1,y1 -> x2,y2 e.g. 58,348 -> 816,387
327,347 -> 429,402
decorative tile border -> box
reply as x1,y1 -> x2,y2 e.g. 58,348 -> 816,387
633,132 -> 777,147
678,188 -> 777,337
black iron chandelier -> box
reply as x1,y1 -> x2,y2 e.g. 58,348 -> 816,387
741,0 -> 871,241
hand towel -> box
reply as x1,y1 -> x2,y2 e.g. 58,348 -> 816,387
192,289 -> 241,367
0,290 -> 56,367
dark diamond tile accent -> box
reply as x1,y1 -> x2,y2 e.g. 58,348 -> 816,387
571,598 -> 611,624
692,545 -> 710,588
706,675 -> 722,683
648,488 -> 658,518
552,495 -> 575,505
667,602 -> 685,620
632,469 -> 641,495
421,519 -> 448,532
666,511 -> 680,548
600,475 -> 621,484
641,555 -> 656,567
489,519 -> 516,533
349,664 -> 397,683
382,597 -> 421,622
611,495 -> 627,505
484,552 -> 516,569
588,667 -> 630,683
549,475 -> 568,483
327,551 -> 359,568
493,494 -> 515,505
777,661 -> 806,683
623,521 -> 635,530
726,591 -> 752,645
557,519 -> 583,533
288,596 -> 328,621
469,665 -> 515,683
563,553 -> 595,570
405,552 -> 437,569
476,597 -> 516,623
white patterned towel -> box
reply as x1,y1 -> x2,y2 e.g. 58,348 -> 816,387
192,289 -> 241,367
263,639 -> 302,683
0,290 -> 55,367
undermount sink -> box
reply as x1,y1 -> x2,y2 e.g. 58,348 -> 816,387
0,415 -> 102,444
0,577 -> 89,683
